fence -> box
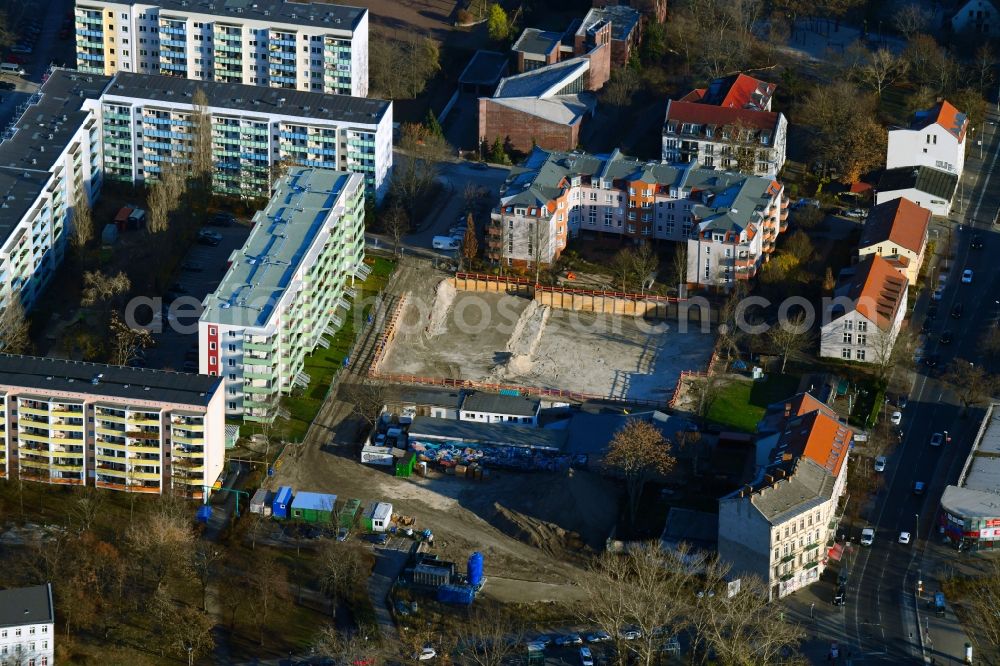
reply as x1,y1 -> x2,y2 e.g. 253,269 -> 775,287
368,294 -> 408,378
665,350 -> 719,410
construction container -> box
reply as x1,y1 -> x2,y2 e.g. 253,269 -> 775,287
455,464 -> 468,477
249,488 -> 273,516
339,498 -> 362,529
290,491 -> 337,523
363,502 -> 393,532
271,486 -> 293,519
414,563 -> 452,587
437,584 -> 474,605
468,552 -> 484,588
196,505 -> 212,524
361,445 -> 394,466
396,452 -> 416,477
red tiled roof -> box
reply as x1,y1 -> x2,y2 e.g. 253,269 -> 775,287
782,411 -> 852,478
679,88 -> 706,103
859,197 -> 931,255
716,73 -> 775,109
839,254 -> 908,330
912,100 -> 969,142
664,100 -> 781,133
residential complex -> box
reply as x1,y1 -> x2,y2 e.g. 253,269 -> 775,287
0,584 -> 54,666
662,74 -> 788,178
75,0 -> 369,97
819,254 -> 909,364
857,197 -> 931,285
199,167 -> 367,422
100,72 -> 392,201
0,70 -> 106,319
719,393 -> 853,599
0,354 -> 226,499
489,147 -> 786,287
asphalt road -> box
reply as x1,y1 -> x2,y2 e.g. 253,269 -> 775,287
842,110 -> 1000,664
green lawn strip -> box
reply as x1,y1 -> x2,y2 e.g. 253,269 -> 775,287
707,373 -> 801,433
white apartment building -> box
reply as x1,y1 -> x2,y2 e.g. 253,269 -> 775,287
886,100 -> 968,177
820,254 -> 909,364
0,354 -> 226,500
199,167 -> 367,422
719,406 -> 853,600
0,70 -> 108,321
488,147 -> 787,287
75,0 -> 369,97
100,71 -> 392,201
0,584 -> 54,666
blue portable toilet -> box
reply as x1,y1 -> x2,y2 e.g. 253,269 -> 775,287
272,486 -> 293,519
196,505 -> 212,524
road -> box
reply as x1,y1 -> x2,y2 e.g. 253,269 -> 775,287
794,111 -> 1000,664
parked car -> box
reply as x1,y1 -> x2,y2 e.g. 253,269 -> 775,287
843,208 -> 867,219
962,269 -> 974,284
924,353 -> 940,368
874,456 -> 886,472
930,432 -> 944,447
416,647 -> 436,661
555,634 -> 583,646
890,411 -> 902,425
585,631 -> 611,644
580,647 -> 594,666
833,585 -> 847,606
337,527 -> 349,542
925,305 -> 938,319
198,229 -> 223,241
913,481 -> 926,495
10,45 -> 32,54
898,531 -> 911,545
619,628 -> 642,641
209,212 -> 235,226
472,161 -> 489,170
794,198 -> 820,209
931,287 -> 944,301
860,527 -> 875,546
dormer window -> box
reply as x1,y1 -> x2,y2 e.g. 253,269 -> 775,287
705,125 -> 714,138
713,233 -> 724,242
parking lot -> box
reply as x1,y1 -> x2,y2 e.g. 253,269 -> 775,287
140,222 -> 252,372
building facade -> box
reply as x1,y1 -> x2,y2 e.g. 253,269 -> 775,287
886,100 -> 968,177
0,584 -> 54,666
0,354 -> 226,499
100,72 -> 392,201
458,392 -> 541,426
940,405 -> 1000,550
489,147 -> 786,287
819,254 -> 909,364
75,0 -> 369,97
0,70 -> 108,324
857,197 -> 930,285
950,0 -> 1000,35
876,166 -> 958,217
199,167 -> 366,422
719,405 -> 853,599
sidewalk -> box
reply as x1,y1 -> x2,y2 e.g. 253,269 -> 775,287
916,537 -> 980,665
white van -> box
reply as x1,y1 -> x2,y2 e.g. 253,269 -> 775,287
0,63 -> 25,76
432,235 -> 459,250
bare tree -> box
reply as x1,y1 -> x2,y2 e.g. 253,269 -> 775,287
610,248 -> 634,292
109,311 -> 154,367
580,549 -> 634,665
893,2 -> 931,38
631,243 -> 658,294
870,325 -> 915,383
391,122 -> 451,219
249,550 -> 288,646
318,541 -> 365,616
71,488 -> 106,532
603,67 -> 640,108
689,371 -> 728,425
605,420 -> 676,526
963,559 -> 1000,649
146,168 -> 185,234
942,359 -> 997,412
975,44 -> 995,94
191,543 -> 223,612
669,244 -> 688,292
463,213 -> 479,267
126,494 -> 196,588
0,295 -> 30,354
457,604 -> 525,666
381,203 -> 409,256
340,380 -> 386,430
314,626 -> 387,664
71,188 -> 94,251
190,88 -> 214,197
854,48 -> 910,98
81,270 -> 131,310
767,312 -> 812,373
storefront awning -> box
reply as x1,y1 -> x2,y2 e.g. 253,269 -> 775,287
827,542 -> 845,562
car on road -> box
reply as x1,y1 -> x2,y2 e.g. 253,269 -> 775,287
198,235 -> 220,247
930,432 -> 944,447
416,647 -> 436,661
830,643 -> 840,659
926,304 -> 938,319
940,330 -> 953,344
924,353 -> 940,368
555,634 -> 583,646
860,527 -> 875,546
932,287 -> 944,301
890,411 -> 902,425
833,586 -> 847,606
0,80 -> 14,90
899,531 -> 911,545
843,208 -> 867,219
897,394 -> 909,409
585,631 -> 611,643
874,455 -> 887,472
913,481 -> 926,495
794,198 -> 820,209
209,212 -> 235,226
580,647 -> 594,666
921,318 -> 933,334
971,235 -> 984,249
952,302 -> 964,318
962,269 -> 974,284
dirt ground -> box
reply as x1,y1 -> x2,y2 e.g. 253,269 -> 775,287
380,279 -> 716,402
274,430 -> 612,603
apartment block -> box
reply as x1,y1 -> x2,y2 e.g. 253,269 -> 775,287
199,167 -> 367,422
719,394 -> 853,599
0,70 -> 107,320
100,71 -> 392,201
0,584 -> 54,666
489,147 -> 786,287
75,0 -> 369,97
0,354 -> 225,500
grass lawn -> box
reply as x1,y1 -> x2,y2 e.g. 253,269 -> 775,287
265,255 -> 396,442
707,373 -> 802,433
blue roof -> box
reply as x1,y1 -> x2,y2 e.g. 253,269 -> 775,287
291,491 -> 337,512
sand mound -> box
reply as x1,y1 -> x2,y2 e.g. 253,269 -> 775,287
490,301 -> 550,379
425,279 -> 457,337
491,504 -> 588,557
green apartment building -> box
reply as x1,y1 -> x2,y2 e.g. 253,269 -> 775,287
198,167 -> 367,422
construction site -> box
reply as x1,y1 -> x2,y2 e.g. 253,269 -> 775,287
377,276 -> 716,405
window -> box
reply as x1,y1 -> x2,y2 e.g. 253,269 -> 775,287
858,334 -> 867,346
209,327 -> 217,336
844,321 -> 853,331
209,342 -> 216,350
842,332 -> 852,344
228,402 -> 236,410
841,348 -> 852,359
228,344 -> 236,352
209,357 -> 216,366
228,359 -> 236,367
857,321 -> 868,332
856,349 -> 866,361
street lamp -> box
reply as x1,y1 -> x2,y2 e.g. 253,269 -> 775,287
186,645 -> 193,666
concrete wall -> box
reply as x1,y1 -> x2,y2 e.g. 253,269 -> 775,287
478,97 -> 581,153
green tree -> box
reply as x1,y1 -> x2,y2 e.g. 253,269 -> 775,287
425,109 -> 444,138
487,3 -> 510,41
640,21 -> 667,63
488,137 -> 508,165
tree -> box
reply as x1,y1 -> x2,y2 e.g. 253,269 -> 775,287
0,296 -> 30,354
854,48 -> 909,98
669,244 -> 688,291
893,2 -> 931,39
109,311 -> 154,367
190,88 -> 214,200
248,551 -> 288,646
963,559 -> 1000,649
72,488 -> 106,532
487,137 -> 508,165
457,604 -> 525,666
146,167 -> 185,233
71,188 -> 94,251
392,122 -> 451,218
487,4 -> 509,41
425,109 -> 444,139
149,588 -> 215,659
609,248 -> 634,292
975,44 -> 995,94
869,325 -> 915,383
688,371 -> 727,425
191,543 -> 223,612
822,266 -> 836,294
340,380 -> 387,430
951,88 -> 989,128
768,312 -> 812,373
640,21 -> 666,64
369,36 -> 440,100
604,420 -> 675,526
81,270 -> 131,311
801,82 -> 885,182
381,203 -> 409,256
793,206 -> 824,230
942,359 -> 997,412
603,67 -> 639,108
314,627 -> 387,665
783,231 -> 815,265
631,243 -> 658,294
463,213 -> 479,266
127,495 -> 196,588
318,541 -> 364,615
